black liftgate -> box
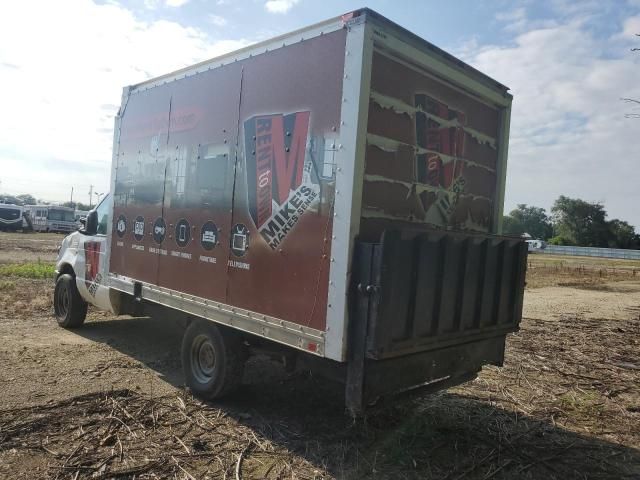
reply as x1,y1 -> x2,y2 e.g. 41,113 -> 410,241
346,227 -> 528,414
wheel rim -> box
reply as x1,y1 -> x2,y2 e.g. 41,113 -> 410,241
191,334 -> 217,384
55,284 -> 70,318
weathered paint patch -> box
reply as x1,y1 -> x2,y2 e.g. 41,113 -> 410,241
371,90 -> 497,149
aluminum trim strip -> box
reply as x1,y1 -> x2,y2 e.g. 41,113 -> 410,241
494,104 -> 512,233
324,20 -> 374,362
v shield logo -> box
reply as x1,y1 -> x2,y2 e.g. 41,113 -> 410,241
244,112 -> 319,250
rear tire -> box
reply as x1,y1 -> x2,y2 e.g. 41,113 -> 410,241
54,274 -> 88,328
181,319 -> 246,399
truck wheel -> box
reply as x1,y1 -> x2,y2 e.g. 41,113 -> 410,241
53,274 -> 88,328
181,320 -> 246,399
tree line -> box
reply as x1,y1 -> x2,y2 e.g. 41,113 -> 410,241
0,193 -> 92,211
503,196 -> 639,249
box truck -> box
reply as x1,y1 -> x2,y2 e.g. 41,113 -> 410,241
54,9 -> 526,414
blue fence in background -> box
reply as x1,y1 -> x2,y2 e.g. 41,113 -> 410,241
542,245 -> 640,260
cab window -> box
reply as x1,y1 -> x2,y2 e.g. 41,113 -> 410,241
95,195 -> 110,235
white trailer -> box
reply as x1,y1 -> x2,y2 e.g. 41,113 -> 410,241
26,205 -> 77,233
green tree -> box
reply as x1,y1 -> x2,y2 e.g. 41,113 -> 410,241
62,201 -> 92,211
16,194 -> 36,205
607,219 -> 639,249
551,196 -> 610,247
502,204 -> 553,239
0,194 -> 21,205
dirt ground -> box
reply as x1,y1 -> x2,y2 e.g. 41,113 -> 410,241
0,232 -> 639,479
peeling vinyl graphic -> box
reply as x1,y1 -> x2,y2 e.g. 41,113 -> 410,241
415,93 -> 467,225
362,51 -> 501,235
370,90 -> 497,149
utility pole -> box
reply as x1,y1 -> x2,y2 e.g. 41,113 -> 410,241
70,187 -> 74,206
88,185 -> 93,208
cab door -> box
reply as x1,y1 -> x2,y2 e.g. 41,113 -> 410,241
76,194 -> 112,311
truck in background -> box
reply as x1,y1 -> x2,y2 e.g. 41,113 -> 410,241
526,239 -> 547,253
53,9 -> 526,414
26,205 -> 76,233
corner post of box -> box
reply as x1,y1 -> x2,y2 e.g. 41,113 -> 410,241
493,97 -> 512,234
324,16 -> 374,362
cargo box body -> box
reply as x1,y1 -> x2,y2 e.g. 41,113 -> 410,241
107,9 -> 525,410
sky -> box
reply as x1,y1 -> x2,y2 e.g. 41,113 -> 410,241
1,0 -> 639,226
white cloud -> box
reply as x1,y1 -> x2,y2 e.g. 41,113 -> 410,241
621,15 -> 640,38
165,0 -> 190,7
0,0 -> 248,203
495,7 -> 527,32
264,0 -> 299,14
462,19 -> 640,227
208,14 -> 228,27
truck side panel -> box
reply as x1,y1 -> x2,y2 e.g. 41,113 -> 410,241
154,63 -> 242,301
110,29 -> 347,335
111,86 -> 172,285
226,30 -> 346,332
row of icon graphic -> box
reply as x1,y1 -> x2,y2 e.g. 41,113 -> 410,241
116,215 -> 249,256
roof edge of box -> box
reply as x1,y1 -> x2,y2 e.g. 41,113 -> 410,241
353,8 -> 510,95
127,7 -> 509,97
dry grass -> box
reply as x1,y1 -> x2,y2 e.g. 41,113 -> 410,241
1,302 -> 639,479
526,254 -> 640,289
0,389 -> 326,479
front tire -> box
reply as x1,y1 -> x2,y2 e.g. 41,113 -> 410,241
54,274 -> 87,328
181,320 -> 246,399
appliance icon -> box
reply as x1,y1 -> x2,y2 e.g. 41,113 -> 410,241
133,216 -> 145,241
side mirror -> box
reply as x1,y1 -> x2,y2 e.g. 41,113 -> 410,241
84,211 -> 98,235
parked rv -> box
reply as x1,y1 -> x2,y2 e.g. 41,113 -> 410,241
54,9 -> 526,414
0,203 -> 25,231
26,205 -> 77,233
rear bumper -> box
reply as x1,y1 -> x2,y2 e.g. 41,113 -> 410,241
362,335 -> 504,402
